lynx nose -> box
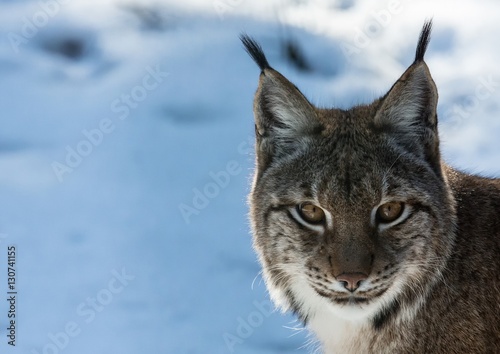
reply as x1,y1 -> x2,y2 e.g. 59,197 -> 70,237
336,272 -> 368,292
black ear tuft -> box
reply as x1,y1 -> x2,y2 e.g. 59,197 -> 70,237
240,34 -> 271,71
414,20 -> 433,62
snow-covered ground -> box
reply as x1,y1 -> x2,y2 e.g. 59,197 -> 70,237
0,0 -> 498,353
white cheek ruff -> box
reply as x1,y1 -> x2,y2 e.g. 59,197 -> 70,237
289,206 -> 326,234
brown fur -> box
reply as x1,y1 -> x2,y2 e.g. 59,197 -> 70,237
242,21 -> 500,353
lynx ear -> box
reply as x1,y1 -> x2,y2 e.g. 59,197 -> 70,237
374,62 -> 438,137
253,69 -> 320,146
241,35 -> 322,169
374,21 -> 440,172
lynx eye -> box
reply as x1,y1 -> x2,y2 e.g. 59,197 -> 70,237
297,203 -> 325,224
376,201 -> 404,223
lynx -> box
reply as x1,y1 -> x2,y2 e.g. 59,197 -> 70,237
242,21 -> 500,353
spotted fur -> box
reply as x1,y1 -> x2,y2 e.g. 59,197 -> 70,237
243,20 -> 500,353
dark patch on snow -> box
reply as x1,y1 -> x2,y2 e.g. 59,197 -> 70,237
43,37 -> 86,60
38,29 -> 98,62
0,141 -> 32,153
282,38 -> 312,72
337,0 -> 355,10
120,4 -> 178,31
162,105 -> 220,124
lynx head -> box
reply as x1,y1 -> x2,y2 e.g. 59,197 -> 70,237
243,21 -> 457,327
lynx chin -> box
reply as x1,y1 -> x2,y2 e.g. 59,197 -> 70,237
242,21 -> 500,353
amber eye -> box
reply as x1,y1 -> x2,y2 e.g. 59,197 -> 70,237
376,201 -> 404,223
297,203 -> 325,224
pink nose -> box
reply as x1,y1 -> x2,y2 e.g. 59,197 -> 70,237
336,272 -> 368,292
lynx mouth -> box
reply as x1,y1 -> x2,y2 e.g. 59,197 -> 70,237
334,297 -> 371,304
313,287 -> 389,307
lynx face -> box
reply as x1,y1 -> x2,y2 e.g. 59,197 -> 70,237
250,108 -> 455,321
244,22 -> 457,325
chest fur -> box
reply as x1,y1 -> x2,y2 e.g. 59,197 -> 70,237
309,310 -> 371,354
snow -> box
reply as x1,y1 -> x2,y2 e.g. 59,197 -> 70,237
0,0 -> 498,353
